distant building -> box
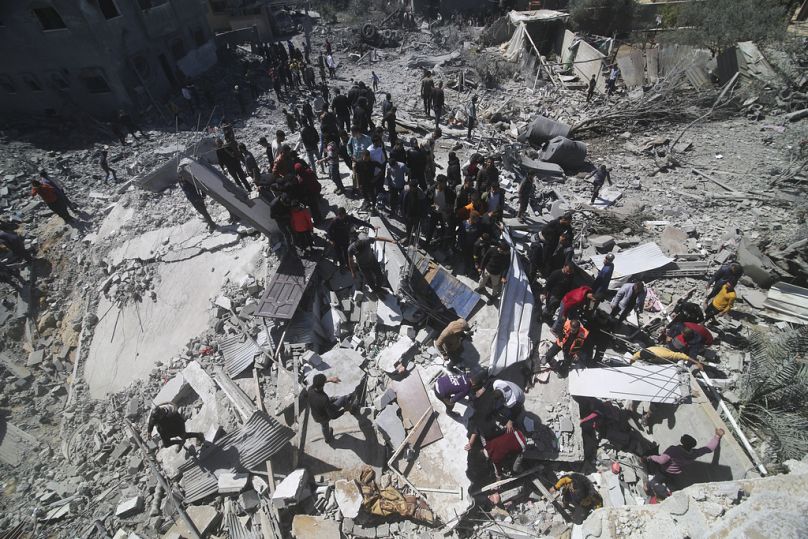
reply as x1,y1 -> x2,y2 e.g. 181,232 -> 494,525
207,0 -> 283,42
0,1 -> 216,119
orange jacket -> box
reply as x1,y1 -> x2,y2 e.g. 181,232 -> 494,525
557,319 -> 588,354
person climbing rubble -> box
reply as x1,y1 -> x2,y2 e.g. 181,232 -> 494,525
705,262 -> 743,303
544,319 -> 589,372
591,253 -> 615,296
704,281 -> 737,323
550,473 -> 603,516
644,428 -> 725,497
146,403 -> 204,449
31,178 -> 75,224
177,160 -> 217,232
97,147 -> 118,183
587,164 -> 612,206
420,70 -> 434,116
348,231 -> 395,295
610,281 -> 647,326
433,370 -> 486,414
552,285 -> 597,335
435,317 -> 470,367
541,263 -> 575,323
306,373 -> 359,445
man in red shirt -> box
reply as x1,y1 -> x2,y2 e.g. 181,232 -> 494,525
552,285 -> 597,334
31,180 -> 74,223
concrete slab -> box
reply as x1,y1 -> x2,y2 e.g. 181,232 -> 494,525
163,504 -> 221,537
304,347 -> 365,399
376,293 -> 403,327
272,469 -> 310,508
374,403 -> 406,448
377,336 -> 415,374
96,204 -> 136,242
646,375 -> 756,489
218,472 -> 249,494
84,239 -> 263,398
291,515 -> 341,539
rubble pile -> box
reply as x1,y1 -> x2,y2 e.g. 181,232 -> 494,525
1,4 -> 808,539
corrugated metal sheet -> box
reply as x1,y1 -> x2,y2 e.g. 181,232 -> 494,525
0,419 -> 37,467
224,499 -> 259,539
616,46 -> 645,89
763,282 -> 808,324
255,252 -> 318,319
179,411 -> 294,503
285,309 -> 316,345
489,229 -> 535,375
412,254 -> 481,320
220,335 -> 260,377
590,243 -> 673,288
646,46 -> 659,83
569,364 -> 690,404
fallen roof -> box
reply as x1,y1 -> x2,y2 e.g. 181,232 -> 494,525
183,158 -> 280,238
255,252 -> 318,319
762,281 -> 808,324
489,229 -> 535,375
568,363 -> 691,404
179,411 -> 294,503
410,252 -> 481,320
508,9 -> 568,24
590,242 -> 674,287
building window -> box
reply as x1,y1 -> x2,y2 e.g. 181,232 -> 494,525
98,0 -> 121,19
80,70 -> 111,93
22,74 -> 43,92
131,55 -> 151,80
50,71 -> 70,90
138,0 -> 167,10
170,38 -> 186,61
209,1 -> 227,14
192,27 -> 207,47
33,7 -> 67,30
0,75 -> 16,94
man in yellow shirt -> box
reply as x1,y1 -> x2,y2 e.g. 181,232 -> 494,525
704,282 -> 736,323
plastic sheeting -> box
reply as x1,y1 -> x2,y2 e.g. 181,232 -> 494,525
488,228 -> 535,375
502,22 -> 527,63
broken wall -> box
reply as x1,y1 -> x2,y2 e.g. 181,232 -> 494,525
562,30 -> 606,93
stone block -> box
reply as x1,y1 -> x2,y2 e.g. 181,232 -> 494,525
374,403 -> 406,449
164,505 -> 221,537
239,490 -> 261,512
218,472 -> 249,494
301,350 -> 323,367
110,440 -> 132,462
377,336 -> 415,374
589,235 -> 615,251
334,479 -> 362,519
399,325 -> 416,339
115,495 -> 144,518
272,469 -> 310,508
415,329 -> 434,345
27,349 -> 45,367
125,397 -> 140,419
152,374 -> 192,405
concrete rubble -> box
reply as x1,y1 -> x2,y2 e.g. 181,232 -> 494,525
1,3 -> 807,539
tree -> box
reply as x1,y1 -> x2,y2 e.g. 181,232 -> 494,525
569,0 -> 636,36
671,0 -> 788,55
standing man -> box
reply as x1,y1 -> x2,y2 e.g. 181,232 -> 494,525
307,374 -> 356,445
541,264 -> 575,323
431,81 -> 445,129
382,105 -> 398,145
420,71 -> 434,116
300,120 -> 321,172
371,71 -> 380,92
258,136 -> 274,164
177,159 -> 217,232
347,126 -> 372,193
606,65 -> 619,95
586,165 -> 612,206
591,253 -> 615,297
475,240 -> 510,301
466,95 -> 478,141
586,74 -> 596,102
318,140 -> 345,195
332,88 -> 352,133
239,143 -> 260,184
610,281 -> 647,326
215,139 -> 250,191
516,174 -> 533,222
98,147 -> 118,183
326,207 -> 372,269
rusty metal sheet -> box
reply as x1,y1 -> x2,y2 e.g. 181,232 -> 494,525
255,252 -> 318,319
391,370 -> 442,449
184,158 -> 279,238
413,254 -> 481,320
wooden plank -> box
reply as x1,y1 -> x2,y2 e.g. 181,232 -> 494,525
391,370 -> 443,448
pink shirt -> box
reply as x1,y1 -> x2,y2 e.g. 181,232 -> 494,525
648,435 -> 720,475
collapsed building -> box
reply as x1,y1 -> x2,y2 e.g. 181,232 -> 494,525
1,3 -> 808,539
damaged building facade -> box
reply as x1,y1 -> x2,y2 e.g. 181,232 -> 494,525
0,1 -> 216,118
